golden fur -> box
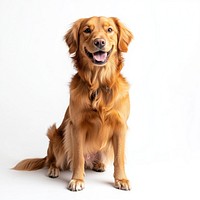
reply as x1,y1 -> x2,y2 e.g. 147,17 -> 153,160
14,16 -> 133,191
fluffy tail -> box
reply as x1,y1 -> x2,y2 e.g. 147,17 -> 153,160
13,157 -> 47,171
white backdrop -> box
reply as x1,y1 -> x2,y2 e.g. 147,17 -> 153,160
0,0 -> 200,199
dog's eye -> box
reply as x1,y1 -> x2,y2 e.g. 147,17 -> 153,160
84,28 -> 91,34
108,27 -> 113,33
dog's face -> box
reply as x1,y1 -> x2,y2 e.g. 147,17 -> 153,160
80,17 -> 117,66
65,16 -> 133,67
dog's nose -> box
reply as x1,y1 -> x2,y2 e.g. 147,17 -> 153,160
93,38 -> 106,49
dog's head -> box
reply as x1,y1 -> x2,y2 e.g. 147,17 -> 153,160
65,17 -> 133,69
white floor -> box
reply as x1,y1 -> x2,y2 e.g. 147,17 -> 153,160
1,155 -> 200,200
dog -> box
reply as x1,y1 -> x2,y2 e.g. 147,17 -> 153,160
14,16 -> 133,191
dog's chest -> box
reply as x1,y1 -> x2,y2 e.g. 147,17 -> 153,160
90,86 -> 113,111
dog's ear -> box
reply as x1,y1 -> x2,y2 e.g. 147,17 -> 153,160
64,18 -> 84,56
112,18 -> 133,52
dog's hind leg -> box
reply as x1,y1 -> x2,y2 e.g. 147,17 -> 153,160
48,163 -> 60,178
46,125 -> 62,178
92,152 -> 106,172
92,162 -> 105,172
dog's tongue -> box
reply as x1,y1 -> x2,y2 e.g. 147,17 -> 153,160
93,51 -> 107,62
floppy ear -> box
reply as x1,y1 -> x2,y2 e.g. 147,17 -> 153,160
112,18 -> 133,52
64,18 -> 84,55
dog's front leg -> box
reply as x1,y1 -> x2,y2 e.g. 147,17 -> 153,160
68,126 -> 85,191
112,126 -> 131,190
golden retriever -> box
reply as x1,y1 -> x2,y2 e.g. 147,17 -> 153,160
14,16 -> 133,191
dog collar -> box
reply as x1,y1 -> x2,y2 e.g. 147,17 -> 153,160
90,86 -> 112,102
90,89 -> 99,102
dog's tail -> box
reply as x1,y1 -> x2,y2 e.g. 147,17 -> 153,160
13,157 -> 47,171
13,124 -> 58,171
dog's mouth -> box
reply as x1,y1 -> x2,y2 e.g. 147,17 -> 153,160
85,46 -> 113,65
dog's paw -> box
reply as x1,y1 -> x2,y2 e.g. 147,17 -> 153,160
68,179 -> 85,191
114,179 -> 131,190
92,162 -> 105,172
48,166 -> 60,178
